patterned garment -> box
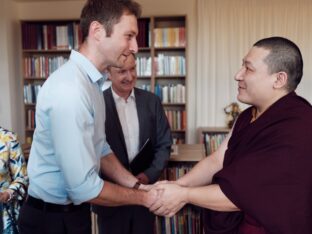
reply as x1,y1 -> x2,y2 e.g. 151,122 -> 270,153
0,127 -> 28,233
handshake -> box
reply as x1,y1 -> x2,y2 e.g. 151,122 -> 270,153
139,180 -> 188,217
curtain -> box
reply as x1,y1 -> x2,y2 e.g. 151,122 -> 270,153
196,0 -> 312,128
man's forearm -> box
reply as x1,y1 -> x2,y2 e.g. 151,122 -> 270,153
150,183 -> 238,217
177,133 -> 230,187
187,184 -> 239,212
177,154 -> 222,187
100,153 -> 138,188
89,181 -> 154,207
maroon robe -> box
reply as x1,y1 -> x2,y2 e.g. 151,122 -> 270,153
204,92 -> 312,234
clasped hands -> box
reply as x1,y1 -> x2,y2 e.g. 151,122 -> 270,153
141,180 -> 188,217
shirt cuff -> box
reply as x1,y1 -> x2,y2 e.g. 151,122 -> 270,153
101,142 -> 112,157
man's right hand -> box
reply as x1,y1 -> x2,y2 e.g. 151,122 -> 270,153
144,188 -> 161,208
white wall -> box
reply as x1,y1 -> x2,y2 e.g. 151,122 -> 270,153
0,0 -> 22,136
14,0 -> 198,143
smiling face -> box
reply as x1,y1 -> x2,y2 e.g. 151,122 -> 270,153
234,46 -> 278,110
109,54 -> 137,99
98,13 -> 138,69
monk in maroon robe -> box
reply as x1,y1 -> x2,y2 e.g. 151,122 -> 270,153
207,91 -> 312,234
150,37 -> 312,234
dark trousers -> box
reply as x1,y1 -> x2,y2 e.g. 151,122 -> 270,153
18,197 -> 91,234
96,205 -> 155,234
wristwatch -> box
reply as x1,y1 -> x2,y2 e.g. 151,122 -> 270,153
133,181 -> 141,190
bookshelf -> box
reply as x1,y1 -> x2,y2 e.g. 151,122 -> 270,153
21,16 -> 187,144
20,17 -> 189,234
197,127 -> 230,156
155,130 -> 229,234
21,19 -> 81,144
136,16 -> 187,144
155,144 -> 204,234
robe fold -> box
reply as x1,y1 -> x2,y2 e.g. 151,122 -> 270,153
204,92 -> 312,234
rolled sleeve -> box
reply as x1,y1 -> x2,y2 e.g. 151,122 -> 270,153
101,141 -> 112,157
69,169 -> 104,204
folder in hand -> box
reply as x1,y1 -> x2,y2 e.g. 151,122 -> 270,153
130,138 -> 153,176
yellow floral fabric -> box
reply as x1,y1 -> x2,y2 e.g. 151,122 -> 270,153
0,127 -> 28,233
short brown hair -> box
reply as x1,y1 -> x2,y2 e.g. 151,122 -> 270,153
80,0 -> 141,42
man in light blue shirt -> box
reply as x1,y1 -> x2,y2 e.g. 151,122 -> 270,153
18,1 -> 157,234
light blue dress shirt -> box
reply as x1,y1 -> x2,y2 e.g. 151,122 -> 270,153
27,50 -> 112,205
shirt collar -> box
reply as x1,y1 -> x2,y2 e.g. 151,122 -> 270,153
69,50 -> 108,85
111,87 -> 135,103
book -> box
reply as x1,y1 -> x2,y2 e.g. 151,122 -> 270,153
130,138 -> 153,175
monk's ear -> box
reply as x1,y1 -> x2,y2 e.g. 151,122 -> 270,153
273,71 -> 288,89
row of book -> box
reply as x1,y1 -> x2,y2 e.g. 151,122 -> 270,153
154,27 -> 186,48
23,56 -> 68,78
155,84 -> 185,104
136,56 -> 152,77
137,84 -> 151,92
155,206 -> 201,234
155,165 -> 201,234
24,84 -> 42,104
21,22 -> 185,50
136,54 -> 186,77
165,110 -> 186,131
136,84 -> 186,104
203,132 -> 228,156
22,22 -> 82,50
156,54 -> 186,76
26,109 -> 36,129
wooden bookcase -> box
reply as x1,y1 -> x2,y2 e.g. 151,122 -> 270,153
20,16 -> 187,144
197,127 -> 230,156
156,144 -> 204,234
21,17 -> 188,234
21,19 -> 81,144
136,16 -> 187,144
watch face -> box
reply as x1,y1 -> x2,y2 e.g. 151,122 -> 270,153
133,181 -> 141,189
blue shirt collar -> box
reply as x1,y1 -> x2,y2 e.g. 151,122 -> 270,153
70,50 -> 107,84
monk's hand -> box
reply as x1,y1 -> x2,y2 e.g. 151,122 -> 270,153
149,183 -> 188,217
144,187 -> 162,208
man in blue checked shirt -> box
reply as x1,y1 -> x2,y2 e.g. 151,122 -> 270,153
18,1 -> 158,234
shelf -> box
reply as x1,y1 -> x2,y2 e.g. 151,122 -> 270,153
23,49 -> 72,54
137,76 -> 151,79
169,144 -> 205,162
20,16 -> 190,234
162,102 -> 185,106
154,46 -> 185,51
25,128 -> 35,132
198,127 -> 230,133
138,47 -> 151,52
155,75 -> 185,79
197,127 -> 229,143
24,77 -> 47,81
21,15 -> 187,151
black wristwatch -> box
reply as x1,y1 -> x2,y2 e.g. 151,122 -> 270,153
133,181 -> 141,189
